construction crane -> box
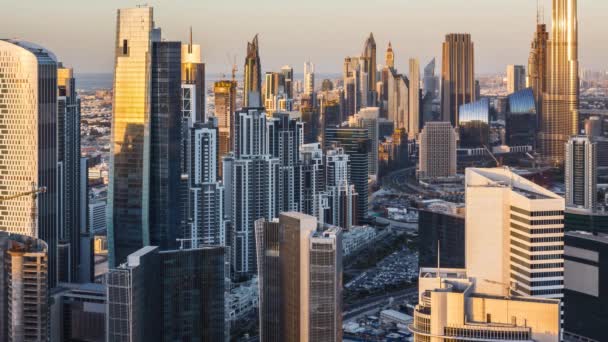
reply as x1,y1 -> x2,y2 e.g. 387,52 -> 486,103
0,183 -> 47,238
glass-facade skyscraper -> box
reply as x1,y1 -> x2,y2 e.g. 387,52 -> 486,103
506,88 -> 538,147
441,33 -> 475,126
244,34 -> 262,107
108,6 -> 156,267
458,98 -> 490,148
540,0 -> 579,163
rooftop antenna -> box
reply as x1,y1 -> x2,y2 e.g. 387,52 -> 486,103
188,26 -> 193,54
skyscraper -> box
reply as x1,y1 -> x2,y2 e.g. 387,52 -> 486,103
224,108 -> 279,277
441,33 -> 475,126
349,107 -> 380,178
244,34 -> 262,107
280,65 -> 294,99
343,56 -> 362,117
385,42 -> 394,69
269,112 -> 304,213
0,232 -> 49,342
299,143 -> 326,220
57,66 -> 82,284
0,39 -> 59,288
324,127 -> 370,222
540,0 -> 579,163
465,168 -> 565,299
189,121 -> 226,247
149,41 -> 183,252
106,245 -> 226,341
527,21 -> 549,124
321,148 -> 358,229
408,58 -> 421,138
423,57 -> 438,97
386,68 -> 410,129
565,136 -> 597,211
507,65 -> 526,94
108,6 -> 156,267
361,33 -> 377,107
458,98 -> 490,148
418,122 -> 457,179
181,30 -> 205,124
255,213 -> 342,342
304,61 -> 315,97
214,79 -> 237,176
506,88 -> 538,147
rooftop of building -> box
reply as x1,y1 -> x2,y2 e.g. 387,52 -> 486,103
566,230 -> 608,244
466,167 -> 561,201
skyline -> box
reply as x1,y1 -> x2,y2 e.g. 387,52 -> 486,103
3,0 -> 606,75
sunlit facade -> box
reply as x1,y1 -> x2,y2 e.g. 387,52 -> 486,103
108,6 -> 156,267
244,34 -> 262,107
540,0 -> 579,163
0,39 -> 59,288
441,34 -> 475,126
408,58 -> 421,138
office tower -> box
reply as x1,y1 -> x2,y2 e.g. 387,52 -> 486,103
563,231 -> 608,341
584,116 -> 603,137
408,58 -> 421,138
50,282 -> 106,342
507,65 -> 526,94
418,122 -> 457,179
418,200 -> 465,269
324,127 -> 369,222
106,245 -> 226,342
349,107 -> 379,178
299,143 -> 325,219
269,112 -> 304,213
458,98 -> 490,148
385,41 -> 394,69
214,79 -> 237,175
0,39 -> 59,288
409,269 -> 561,342
321,148 -> 358,229
386,68 -> 409,129
0,232 -> 49,341
225,108 -> 279,277
465,168 -> 565,299
244,34 -> 262,107
88,200 -> 106,233
361,33 -> 377,107
79,157 -> 94,283
181,30 -> 205,124
280,65 -> 294,98
540,0 -> 579,163
304,61 -> 315,97
188,121 -> 226,247
264,71 -> 278,112
441,33 -> 475,126
301,105 -> 321,144
343,56 -> 362,117
423,57 -> 438,97
527,21 -> 548,119
565,136 -> 597,211
57,66 -> 82,283
108,6 -> 156,267
320,97 -> 341,128
506,88 -> 538,147
255,213 -> 342,342
149,41 -> 184,253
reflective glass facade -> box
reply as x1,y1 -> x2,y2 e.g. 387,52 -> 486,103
108,7 -> 154,267
458,98 -> 489,148
506,88 -> 538,147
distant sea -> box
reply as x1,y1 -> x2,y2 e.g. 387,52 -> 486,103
75,72 -> 343,92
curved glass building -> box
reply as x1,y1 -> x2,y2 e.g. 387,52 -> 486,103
458,98 -> 489,148
506,88 -> 538,147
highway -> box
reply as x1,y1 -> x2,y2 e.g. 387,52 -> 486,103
343,287 -> 418,321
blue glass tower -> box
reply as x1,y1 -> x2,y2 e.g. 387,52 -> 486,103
458,98 -> 490,148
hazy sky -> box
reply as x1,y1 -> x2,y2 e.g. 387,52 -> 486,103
2,0 -> 606,75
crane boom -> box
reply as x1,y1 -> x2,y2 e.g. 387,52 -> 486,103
0,183 -> 47,237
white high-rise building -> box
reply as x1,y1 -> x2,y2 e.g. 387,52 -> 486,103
224,108 -> 279,277
465,168 -> 565,299
189,121 -> 226,247
321,148 -> 357,229
565,136 -> 597,211
304,61 -> 315,97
